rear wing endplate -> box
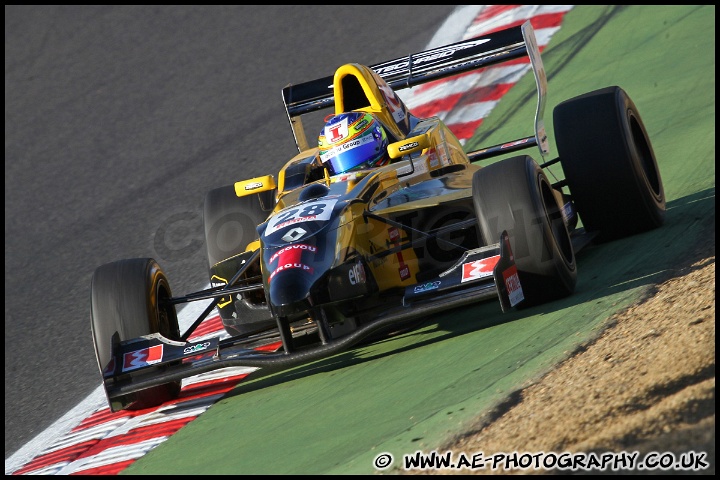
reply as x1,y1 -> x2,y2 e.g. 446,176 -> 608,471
281,21 -> 548,160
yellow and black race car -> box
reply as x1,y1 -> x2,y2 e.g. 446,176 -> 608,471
90,21 -> 665,412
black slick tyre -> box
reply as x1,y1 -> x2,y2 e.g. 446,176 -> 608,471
203,184 -> 271,268
90,258 -> 181,412
473,155 -> 576,307
203,184 -> 274,336
554,86 -> 665,243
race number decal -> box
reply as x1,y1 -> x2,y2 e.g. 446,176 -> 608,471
265,199 -> 338,236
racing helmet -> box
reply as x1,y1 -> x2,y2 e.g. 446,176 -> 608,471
318,112 -> 389,175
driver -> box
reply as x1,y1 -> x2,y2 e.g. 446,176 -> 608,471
318,112 -> 390,176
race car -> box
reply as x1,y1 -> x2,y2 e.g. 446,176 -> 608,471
90,21 -> 665,412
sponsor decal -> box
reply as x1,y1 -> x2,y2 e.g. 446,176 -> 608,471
324,115 -> 370,145
438,141 -> 449,165
337,173 -> 357,182
388,226 -> 400,243
265,199 -> 338,235
269,244 -> 317,264
320,133 -> 376,162
388,227 -> 411,281
348,262 -> 366,285
500,138 -> 531,149
427,152 -> 440,169
268,242 -> 316,282
272,215 -> 317,231
398,141 -> 419,152
372,38 -> 492,76
122,344 -> 163,373
269,262 -> 313,282
325,116 -> 349,143
282,227 -> 307,242
183,342 -> 212,355
537,125 -> 548,151
244,181 -> 263,191
503,264 -> 524,307
461,255 -> 500,283
398,264 -> 411,281
413,281 -> 441,294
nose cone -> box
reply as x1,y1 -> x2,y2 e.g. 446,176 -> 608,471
268,269 -> 314,316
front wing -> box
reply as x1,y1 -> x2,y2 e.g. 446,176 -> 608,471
102,232 -> 522,402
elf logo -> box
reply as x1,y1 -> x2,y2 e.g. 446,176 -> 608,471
349,262 -> 366,285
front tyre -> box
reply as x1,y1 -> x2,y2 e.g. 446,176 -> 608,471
91,258 -> 181,412
204,184 -> 271,269
203,184 -> 275,336
554,86 -> 665,243
473,155 -> 576,307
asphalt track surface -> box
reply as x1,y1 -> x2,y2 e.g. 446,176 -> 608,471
4,5 -> 460,459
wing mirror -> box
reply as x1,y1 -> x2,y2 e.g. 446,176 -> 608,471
235,175 -> 276,197
235,175 -> 277,210
387,134 -> 431,159
388,134 -> 431,178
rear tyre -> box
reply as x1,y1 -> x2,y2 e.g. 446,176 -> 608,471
554,86 -> 665,243
203,185 -> 275,335
473,155 -> 576,307
90,258 -> 181,412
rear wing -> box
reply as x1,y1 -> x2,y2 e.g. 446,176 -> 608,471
281,20 -> 549,161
